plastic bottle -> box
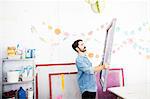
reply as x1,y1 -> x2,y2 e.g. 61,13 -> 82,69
18,87 -> 26,99
31,49 -> 36,58
27,88 -> 33,99
16,44 -> 23,59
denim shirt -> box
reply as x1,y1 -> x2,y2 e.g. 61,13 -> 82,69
76,54 -> 97,94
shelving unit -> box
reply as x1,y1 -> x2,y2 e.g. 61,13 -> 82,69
2,58 -> 35,61
2,58 -> 36,99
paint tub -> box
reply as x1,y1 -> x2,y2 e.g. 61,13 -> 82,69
7,70 -> 19,83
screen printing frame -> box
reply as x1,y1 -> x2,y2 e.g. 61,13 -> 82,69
99,19 -> 117,92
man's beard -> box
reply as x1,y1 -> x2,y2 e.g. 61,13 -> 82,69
79,47 -> 86,52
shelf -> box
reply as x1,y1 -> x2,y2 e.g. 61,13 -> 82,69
2,57 -> 36,99
2,58 -> 35,61
3,80 -> 33,85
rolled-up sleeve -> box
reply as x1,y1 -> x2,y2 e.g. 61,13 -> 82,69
76,58 -> 94,74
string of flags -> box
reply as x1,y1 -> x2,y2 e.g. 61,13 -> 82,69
30,20 -> 150,60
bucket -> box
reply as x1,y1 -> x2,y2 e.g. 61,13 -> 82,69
7,70 -> 19,83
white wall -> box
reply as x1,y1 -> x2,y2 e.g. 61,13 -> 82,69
0,4 -> 3,96
0,0 -> 150,98
0,31 -> 2,98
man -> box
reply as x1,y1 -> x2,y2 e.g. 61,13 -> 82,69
72,39 -> 108,99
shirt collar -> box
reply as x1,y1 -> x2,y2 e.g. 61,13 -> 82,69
78,53 -> 86,58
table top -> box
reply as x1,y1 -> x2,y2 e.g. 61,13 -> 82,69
108,83 -> 150,99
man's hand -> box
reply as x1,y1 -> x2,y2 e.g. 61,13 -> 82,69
102,64 -> 109,69
94,64 -> 109,72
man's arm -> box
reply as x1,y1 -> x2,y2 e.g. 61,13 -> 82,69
76,58 -> 95,74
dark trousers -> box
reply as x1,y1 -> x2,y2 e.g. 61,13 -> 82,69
82,91 -> 96,99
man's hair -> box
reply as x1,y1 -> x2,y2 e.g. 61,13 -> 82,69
72,39 -> 83,52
